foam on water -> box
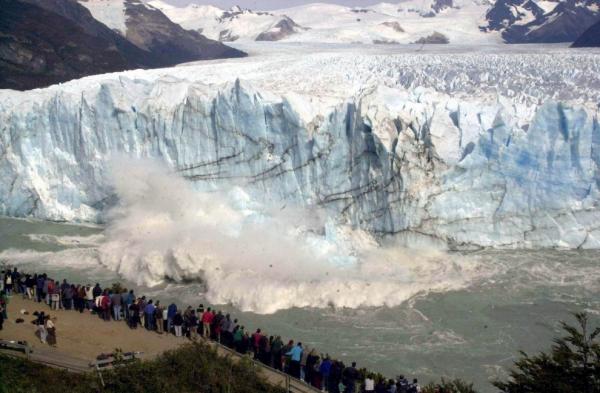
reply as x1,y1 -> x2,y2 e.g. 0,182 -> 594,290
27,233 -> 105,247
90,158 -> 494,313
0,158 -> 493,314
3,159 -> 598,315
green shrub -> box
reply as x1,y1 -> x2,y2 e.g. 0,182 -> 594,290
422,378 -> 478,393
110,282 -> 127,294
493,312 -> 600,393
0,343 -> 284,393
0,354 -> 97,393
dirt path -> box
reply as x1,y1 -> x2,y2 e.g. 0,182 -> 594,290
1,295 -> 184,361
1,295 -> 318,392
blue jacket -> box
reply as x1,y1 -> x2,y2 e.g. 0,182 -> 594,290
124,293 -> 134,305
144,304 -> 155,315
286,345 -> 303,362
319,359 -> 332,376
167,303 -> 177,318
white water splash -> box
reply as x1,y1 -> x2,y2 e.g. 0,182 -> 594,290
84,158 -> 489,313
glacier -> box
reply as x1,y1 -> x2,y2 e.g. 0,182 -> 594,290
1,45 -> 600,250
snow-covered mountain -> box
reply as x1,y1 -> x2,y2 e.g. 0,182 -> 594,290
147,1 -> 309,42
149,0 -> 500,44
1,45 -> 599,249
483,0 -> 600,43
149,0 -> 600,45
0,0 -> 244,90
78,0 -> 245,63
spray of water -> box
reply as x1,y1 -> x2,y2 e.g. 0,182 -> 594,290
89,157 -> 486,313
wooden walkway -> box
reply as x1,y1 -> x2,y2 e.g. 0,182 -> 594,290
1,338 -> 321,392
0,341 -> 89,373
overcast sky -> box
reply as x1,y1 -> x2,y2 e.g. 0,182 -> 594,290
163,0 -> 384,10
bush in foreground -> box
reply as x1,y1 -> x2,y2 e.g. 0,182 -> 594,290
0,342 -> 285,393
422,378 -> 478,393
493,312 -> 600,393
0,354 -> 96,393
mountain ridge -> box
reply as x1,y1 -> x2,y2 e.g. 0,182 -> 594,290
0,0 -> 245,90
150,0 -> 600,45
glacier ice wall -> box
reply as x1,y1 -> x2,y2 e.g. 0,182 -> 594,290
1,75 -> 599,249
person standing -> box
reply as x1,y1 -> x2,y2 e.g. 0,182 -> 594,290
213,310 -> 224,342
233,326 -> 244,353
60,279 -> 70,309
286,342 -> 303,379
92,283 -> 102,299
343,362 -> 359,393
46,317 -> 57,347
155,301 -> 164,334
75,285 -> 85,313
300,346 -> 310,381
305,348 -> 318,383
202,307 -> 214,338
271,335 -> 284,371
50,281 -> 60,310
364,374 -> 375,393
167,303 -> 177,334
43,277 -> 50,305
111,290 -> 122,321
84,284 -> 94,311
129,299 -> 140,329
138,296 -> 147,328
408,379 -> 420,393
36,312 -> 47,344
144,300 -> 155,330
100,290 -> 111,321
4,270 -> 13,296
124,290 -> 134,321
397,376 -> 409,393
320,356 -> 332,391
36,275 -> 45,303
188,310 -> 198,340
26,274 -> 35,300
62,284 -> 73,310
173,311 -> 184,337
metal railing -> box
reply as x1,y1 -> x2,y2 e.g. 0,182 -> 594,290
0,339 -> 32,359
0,339 -> 88,373
91,351 -> 144,387
210,339 -> 322,393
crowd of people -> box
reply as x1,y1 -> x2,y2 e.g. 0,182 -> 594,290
1,267 -> 427,393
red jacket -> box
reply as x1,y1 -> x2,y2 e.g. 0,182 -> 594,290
253,333 -> 263,348
202,311 -> 214,324
100,295 -> 110,310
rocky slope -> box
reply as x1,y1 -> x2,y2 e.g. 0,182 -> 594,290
79,0 -> 245,63
0,0 -> 148,90
572,20 -> 600,47
483,0 -> 600,43
0,0 -> 244,90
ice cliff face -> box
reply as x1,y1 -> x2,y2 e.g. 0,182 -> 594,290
1,48 -> 600,249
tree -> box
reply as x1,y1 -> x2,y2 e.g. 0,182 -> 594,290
494,313 -> 600,393
422,378 -> 478,393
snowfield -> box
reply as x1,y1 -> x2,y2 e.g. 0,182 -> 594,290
79,0 -> 129,35
1,43 -> 600,253
149,0 -> 502,44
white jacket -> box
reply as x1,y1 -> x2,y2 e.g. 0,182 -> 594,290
85,287 -> 94,301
